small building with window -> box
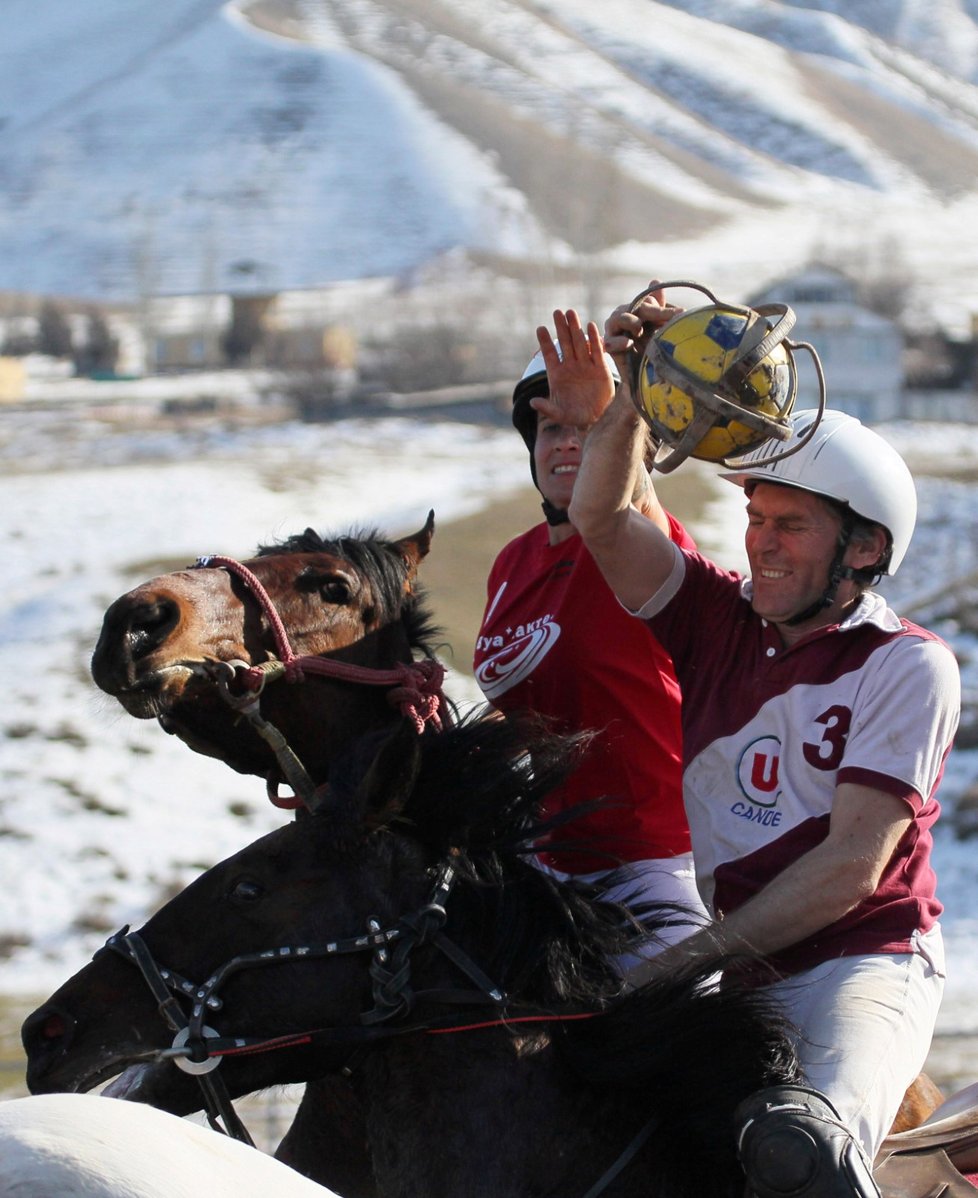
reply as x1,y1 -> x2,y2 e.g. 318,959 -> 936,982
749,266 -> 903,423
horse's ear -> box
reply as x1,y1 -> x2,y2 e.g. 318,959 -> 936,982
360,720 -> 424,829
395,511 -> 435,583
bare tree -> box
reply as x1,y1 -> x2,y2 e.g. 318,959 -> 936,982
810,232 -> 915,325
73,307 -> 119,376
38,300 -> 73,358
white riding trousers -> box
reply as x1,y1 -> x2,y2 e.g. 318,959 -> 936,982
538,853 -> 708,968
765,924 -> 946,1160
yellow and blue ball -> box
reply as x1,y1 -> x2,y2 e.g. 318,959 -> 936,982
637,305 -> 796,462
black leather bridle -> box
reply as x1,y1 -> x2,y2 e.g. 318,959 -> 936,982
95,859 -> 507,1142
95,860 -> 656,1196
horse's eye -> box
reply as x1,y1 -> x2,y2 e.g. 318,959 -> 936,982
296,569 -> 352,605
229,879 -> 263,903
319,578 -> 350,605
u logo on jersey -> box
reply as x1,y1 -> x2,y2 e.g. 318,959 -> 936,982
736,736 -> 782,808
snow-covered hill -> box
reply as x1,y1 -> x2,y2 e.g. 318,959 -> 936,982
4,0 -> 978,328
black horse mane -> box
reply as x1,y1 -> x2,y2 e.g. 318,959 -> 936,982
255,526 -> 442,661
326,709 -> 631,1007
329,710 -> 803,1198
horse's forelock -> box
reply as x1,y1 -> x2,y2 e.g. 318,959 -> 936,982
256,526 -> 391,569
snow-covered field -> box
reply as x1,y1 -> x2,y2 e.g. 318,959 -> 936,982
0,399 -> 526,993
2,394 -> 978,1050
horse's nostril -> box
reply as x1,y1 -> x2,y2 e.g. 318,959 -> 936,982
23,1005 -> 74,1054
38,1012 -> 69,1041
128,600 -> 179,661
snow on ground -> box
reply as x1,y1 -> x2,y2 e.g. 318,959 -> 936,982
2,397 -> 978,1043
0,402 -> 524,995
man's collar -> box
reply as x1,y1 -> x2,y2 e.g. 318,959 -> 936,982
838,591 -> 903,632
740,583 -> 903,635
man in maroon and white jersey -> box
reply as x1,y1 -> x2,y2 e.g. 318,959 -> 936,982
530,299 -> 960,1175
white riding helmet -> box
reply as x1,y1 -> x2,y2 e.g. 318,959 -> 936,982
721,409 -> 917,574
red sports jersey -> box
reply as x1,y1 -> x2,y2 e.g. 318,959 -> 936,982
473,517 -> 694,873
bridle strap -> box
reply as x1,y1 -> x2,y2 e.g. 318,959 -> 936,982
363,917 -> 506,1026
120,926 -> 192,1034
97,862 -> 507,1060
193,555 -> 450,735
196,1008 -> 603,1060
106,929 -> 255,1146
195,1072 -> 255,1146
580,1115 -> 659,1198
100,908 -> 643,1194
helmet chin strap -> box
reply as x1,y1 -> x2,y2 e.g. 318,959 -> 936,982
541,498 -> 570,526
522,409 -> 568,527
783,513 -> 856,627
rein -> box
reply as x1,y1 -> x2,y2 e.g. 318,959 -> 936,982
99,857 -> 648,1196
96,861 -> 511,1138
103,929 -> 255,1146
191,554 -> 450,809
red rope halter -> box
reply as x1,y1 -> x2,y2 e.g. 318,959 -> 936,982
195,554 -> 450,736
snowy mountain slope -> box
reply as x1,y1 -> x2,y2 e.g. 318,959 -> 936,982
693,0 -> 978,84
0,0 -> 535,298
3,0 -> 978,318
273,0 -> 978,223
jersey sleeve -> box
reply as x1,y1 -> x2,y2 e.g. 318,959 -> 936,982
839,634 -> 960,809
665,509 -> 696,551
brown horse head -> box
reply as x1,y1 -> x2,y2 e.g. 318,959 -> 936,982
91,514 -> 439,787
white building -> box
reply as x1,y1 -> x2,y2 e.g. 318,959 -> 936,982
749,266 -> 903,423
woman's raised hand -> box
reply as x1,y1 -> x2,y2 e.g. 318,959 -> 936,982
530,309 -> 616,428
529,289 -> 681,428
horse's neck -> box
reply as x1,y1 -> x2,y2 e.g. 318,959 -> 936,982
276,1078 -> 376,1198
301,681 -> 424,798
355,1033 -> 623,1198
358,618 -> 420,673
312,627 -> 432,781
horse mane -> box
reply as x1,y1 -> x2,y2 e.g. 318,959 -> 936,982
255,526 -> 442,661
332,711 -> 803,1197
329,711 -> 643,1008
401,713 -> 802,1193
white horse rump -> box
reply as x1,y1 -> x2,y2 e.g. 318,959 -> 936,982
0,1094 -> 336,1197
